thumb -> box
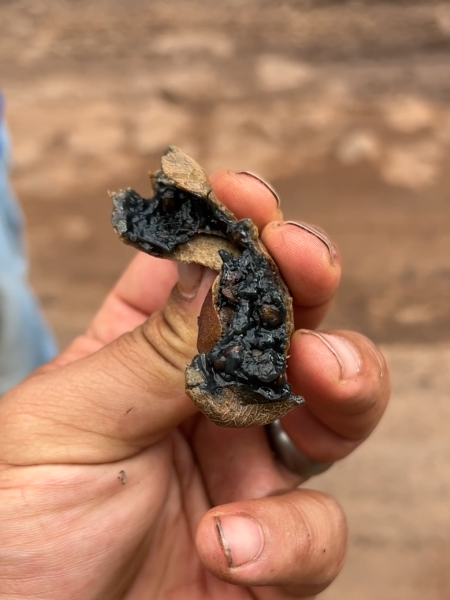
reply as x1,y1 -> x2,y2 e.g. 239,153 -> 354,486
0,265 -> 217,466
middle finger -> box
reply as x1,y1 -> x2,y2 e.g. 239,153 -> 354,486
261,220 -> 341,330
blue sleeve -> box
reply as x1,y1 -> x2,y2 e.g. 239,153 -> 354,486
0,94 -> 57,395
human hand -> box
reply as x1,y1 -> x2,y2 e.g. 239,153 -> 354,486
0,171 -> 390,599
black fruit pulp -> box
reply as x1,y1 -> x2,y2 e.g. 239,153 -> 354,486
112,180 -> 303,404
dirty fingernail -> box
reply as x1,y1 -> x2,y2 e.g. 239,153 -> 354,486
177,263 -> 205,299
301,330 -> 361,380
285,221 -> 338,265
215,515 -> 264,568
238,171 -> 281,207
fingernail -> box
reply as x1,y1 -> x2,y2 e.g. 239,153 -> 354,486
285,221 -> 338,265
215,515 -> 264,568
300,330 -> 361,380
237,171 -> 281,207
367,340 -> 385,378
177,263 -> 205,299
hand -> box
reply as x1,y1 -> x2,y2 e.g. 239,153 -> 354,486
0,171 -> 390,599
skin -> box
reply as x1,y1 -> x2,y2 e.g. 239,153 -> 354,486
0,170 -> 391,599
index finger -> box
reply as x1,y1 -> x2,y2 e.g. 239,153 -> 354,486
213,170 -> 342,329
261,220 -> 341,329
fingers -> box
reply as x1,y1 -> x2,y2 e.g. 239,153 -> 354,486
282,330 -> 391,463
188,422 -> 297,506
196,489 -> 347,596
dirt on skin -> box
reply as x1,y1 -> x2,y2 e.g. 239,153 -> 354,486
2,1 -> 450,598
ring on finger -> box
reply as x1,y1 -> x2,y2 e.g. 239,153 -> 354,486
266,420 -> 334,479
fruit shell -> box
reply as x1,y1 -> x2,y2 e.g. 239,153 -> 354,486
158,147 -> 299,427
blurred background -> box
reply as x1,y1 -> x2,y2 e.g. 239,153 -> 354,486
2,0 -> 450,597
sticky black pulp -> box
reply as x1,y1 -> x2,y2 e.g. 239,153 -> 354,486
112,182 -> 303,405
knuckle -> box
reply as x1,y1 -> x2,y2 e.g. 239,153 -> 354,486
140,309 -> 197,373
108,331 -> 150,382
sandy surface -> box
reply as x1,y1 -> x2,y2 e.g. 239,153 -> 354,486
2,1 -> 450,597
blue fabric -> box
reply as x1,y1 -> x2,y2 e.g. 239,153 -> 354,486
0,98 -> 57,395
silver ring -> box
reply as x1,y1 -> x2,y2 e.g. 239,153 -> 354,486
266,420 -> 334,479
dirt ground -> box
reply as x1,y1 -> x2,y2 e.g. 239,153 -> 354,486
2,1 -> 450,598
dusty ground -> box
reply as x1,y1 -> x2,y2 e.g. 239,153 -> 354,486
2,1 -> 450,598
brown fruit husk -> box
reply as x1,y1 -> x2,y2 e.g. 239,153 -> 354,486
112,146 -> 304,427
160,147 -> 301,427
